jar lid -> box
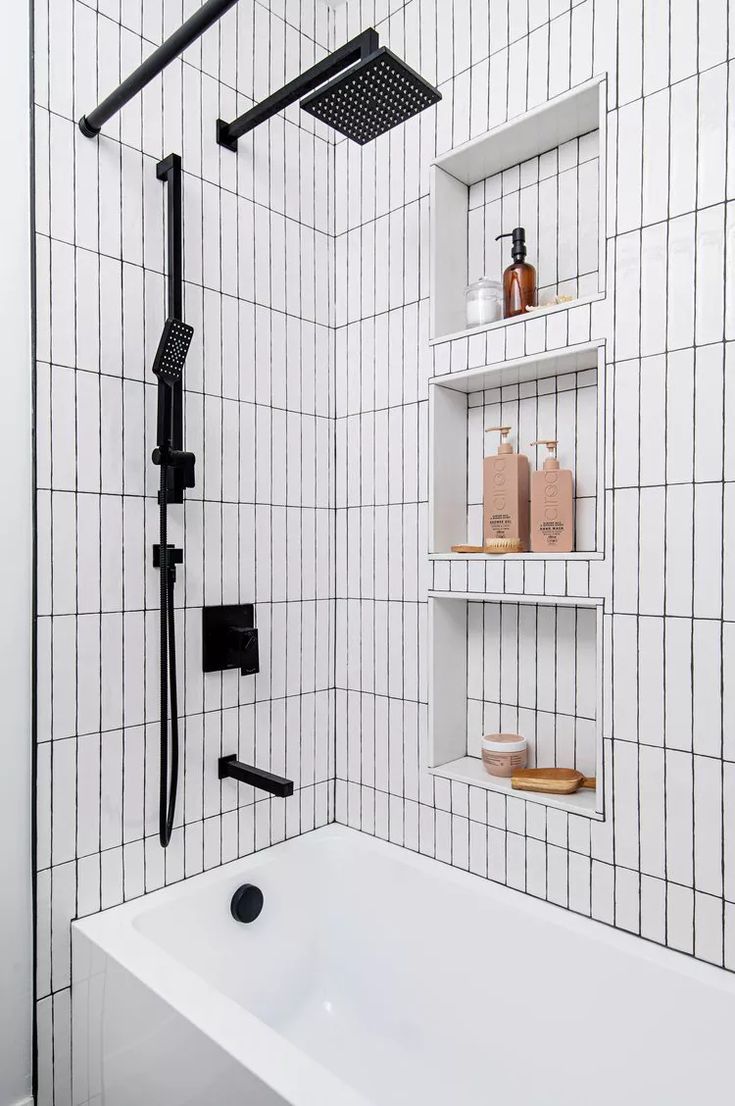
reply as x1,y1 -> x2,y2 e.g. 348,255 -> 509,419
481,733 -> 527,753
466,277 -> 502,293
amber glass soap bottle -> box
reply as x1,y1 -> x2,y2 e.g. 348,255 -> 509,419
495,227 -> 536,317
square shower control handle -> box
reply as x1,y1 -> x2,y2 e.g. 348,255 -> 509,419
202,604 -> 260,676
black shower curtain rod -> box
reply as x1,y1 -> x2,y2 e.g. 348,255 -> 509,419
79,0 -> 238,137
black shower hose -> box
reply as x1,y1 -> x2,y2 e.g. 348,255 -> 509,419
159,460 -> 179,848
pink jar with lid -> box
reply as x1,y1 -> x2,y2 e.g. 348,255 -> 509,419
481,734 -> 528,778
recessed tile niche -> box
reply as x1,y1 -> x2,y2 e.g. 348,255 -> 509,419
428,592 -> 604,818
429,342 -> 605,558
430,77 -> 607,343
467,129 -> 600,306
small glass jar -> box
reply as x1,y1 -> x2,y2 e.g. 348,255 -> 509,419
465,278 -> 502,328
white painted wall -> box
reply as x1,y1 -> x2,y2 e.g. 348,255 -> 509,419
0,1 -> 34,1104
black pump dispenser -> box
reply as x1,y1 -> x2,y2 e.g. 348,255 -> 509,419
495,226 -> 536,318
496,226 -> 527,261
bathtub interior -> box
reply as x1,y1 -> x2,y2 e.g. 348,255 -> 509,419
125,828 -> 735,1106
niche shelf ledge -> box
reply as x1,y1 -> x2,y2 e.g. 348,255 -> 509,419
428,756 -> 602,818
428,291 -> 606,348
429,551 -> 605,562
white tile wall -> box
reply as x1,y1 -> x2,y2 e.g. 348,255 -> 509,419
34,0 -> 335,1099
331,0 -> 735,983
34,0 -> 735,1098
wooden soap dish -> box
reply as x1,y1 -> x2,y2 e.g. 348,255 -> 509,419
511,768 -> 596,795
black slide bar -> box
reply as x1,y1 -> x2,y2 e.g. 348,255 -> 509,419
79,0 -> 238,137
217,28 -> 379,151
156,153 -> 186,502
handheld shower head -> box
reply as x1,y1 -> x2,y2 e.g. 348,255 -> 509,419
153,316 -> 194,457
152,317 -> 194,387
300,47 -> 441,145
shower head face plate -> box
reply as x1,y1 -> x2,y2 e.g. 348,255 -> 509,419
300,47 -> 441,145
152,317 -> 194,386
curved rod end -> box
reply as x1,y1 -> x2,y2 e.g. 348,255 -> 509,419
78,115 -> 100,138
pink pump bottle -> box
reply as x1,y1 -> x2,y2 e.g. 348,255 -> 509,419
529,439 -> 574,553
483,426 -> 530,551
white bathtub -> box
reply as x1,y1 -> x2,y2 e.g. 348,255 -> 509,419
72,825 -> 734,1106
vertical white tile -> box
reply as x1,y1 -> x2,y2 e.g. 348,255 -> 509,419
665,750 -> 694,888
695,203 -> 726,346
667,213 -> 697,350
698,0 -> 728,72
613,740 -> 639,871
638,486 -> 665,615
665,617 -> 693,751
568,851 -> 591,915
612,488 -> 639,612
693,486 -> 723,622
667,882 -> 694,954
669,77 -> 698,217
670,0 -> 697,84
665,348 -> 695,483
614,232 -> 641,362
642,89 -> 669,227
639,744 -> 665,877
52,738 -> 77,866
694,892 -> 724,966
616,101 -> 643,233
617,0 -> 643,104
640,223 -> 667,356
665,484 -> 694,616
693,755 -> 723,897
615,866 -> 641,933
643,0 -> 669,93
640,874 -> 666,944
697,65 -> 728,209
591,860 -> 614,923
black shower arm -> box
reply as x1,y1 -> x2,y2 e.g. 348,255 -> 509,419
216,28 -> 379,151
79,0 -> 238,137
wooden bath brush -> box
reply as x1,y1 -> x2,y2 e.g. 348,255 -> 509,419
450,538 -> 524,554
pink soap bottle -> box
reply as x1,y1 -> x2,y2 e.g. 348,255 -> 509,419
530,439 -> 574,553
483,426 -> 530,551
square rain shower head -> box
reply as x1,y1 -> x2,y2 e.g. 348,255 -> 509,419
300,47 -> 441,145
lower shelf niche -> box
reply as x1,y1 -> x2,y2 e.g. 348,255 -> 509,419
428,591 -> 603,818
